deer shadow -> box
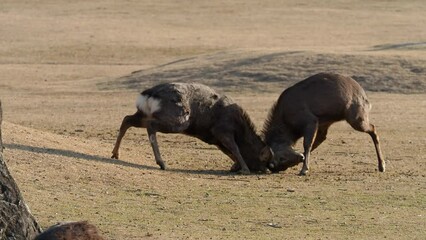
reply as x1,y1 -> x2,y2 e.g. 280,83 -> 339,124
4,143 -> 233,176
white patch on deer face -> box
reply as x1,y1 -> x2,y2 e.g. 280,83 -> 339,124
136,94 -> 161,116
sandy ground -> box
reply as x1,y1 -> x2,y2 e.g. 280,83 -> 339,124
0,1 -> 425,239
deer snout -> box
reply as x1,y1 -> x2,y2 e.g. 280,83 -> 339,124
267,148 -> 305,173
267,155 -> 281,173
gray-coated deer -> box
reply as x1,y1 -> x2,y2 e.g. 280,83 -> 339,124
112,83 -> 272,174
34,221 -> 104,240
262,72 -> 385,175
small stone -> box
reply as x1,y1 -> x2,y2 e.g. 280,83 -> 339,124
266,223 -> 282,228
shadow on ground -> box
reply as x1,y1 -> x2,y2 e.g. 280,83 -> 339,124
4,143 -> 234,176
98,50 -> 426,94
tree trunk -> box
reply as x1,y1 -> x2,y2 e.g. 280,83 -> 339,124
0,101 -> 42,239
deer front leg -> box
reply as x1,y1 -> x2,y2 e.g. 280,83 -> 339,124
224,141 -> 250,175
212,129 -> 250,174
217,145 -> 241,172
300,120 -> 319,176
112,112 -> 145,159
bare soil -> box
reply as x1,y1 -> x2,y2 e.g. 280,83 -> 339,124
0,1 -> 425,239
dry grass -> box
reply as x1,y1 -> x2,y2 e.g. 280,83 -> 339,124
0,1 -> 425,239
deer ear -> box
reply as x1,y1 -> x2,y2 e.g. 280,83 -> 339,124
259,146 -> 273,162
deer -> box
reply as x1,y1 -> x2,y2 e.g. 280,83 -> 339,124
111,82 -> 273,174
34,221 -> 104,240
262,72 -> 385,175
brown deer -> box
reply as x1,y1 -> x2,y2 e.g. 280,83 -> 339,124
262,73 -> 385,175
34,221 -> 104,240
111,83 -> 272,174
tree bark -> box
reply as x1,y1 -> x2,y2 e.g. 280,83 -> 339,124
0,101 -> 42,239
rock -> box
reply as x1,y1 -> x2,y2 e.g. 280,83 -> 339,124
0,101 -> 42,239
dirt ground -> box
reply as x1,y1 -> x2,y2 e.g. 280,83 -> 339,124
0,1 -> 425,239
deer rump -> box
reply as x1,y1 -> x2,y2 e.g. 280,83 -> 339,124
112,83 -> 271,174
263,72 -> 385,175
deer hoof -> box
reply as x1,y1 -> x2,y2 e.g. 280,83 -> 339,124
157,162 -> 166,170
238,168 -> 250,175
111,153 -> 119,159
298,169 -> 308,176
230,162 -> 241,172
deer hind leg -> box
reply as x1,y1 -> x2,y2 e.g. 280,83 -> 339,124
311,123 -> 331,152
112,111 -> 147,159
346,106 -> 385,172
368,124 -> 385,172
300,119 -> 319,176
145,115 -> 191,170
146,125 -> 165,170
